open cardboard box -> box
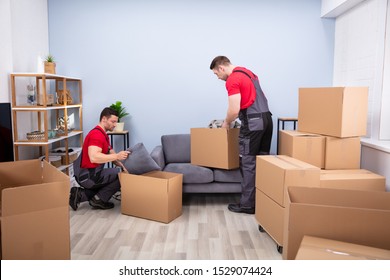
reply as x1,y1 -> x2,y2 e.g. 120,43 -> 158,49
0,159 -> 70,260
119,171 -> 183,223
284,186 -> 390,260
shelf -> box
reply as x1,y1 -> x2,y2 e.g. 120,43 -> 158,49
11,72 -> 84,172
11,72 -> 81,81
14,130 -> 83,146
12,104 -> 82,110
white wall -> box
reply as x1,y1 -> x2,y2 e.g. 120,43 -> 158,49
48,0 -> 335,153
330,0 -> 390,191
333,0 -> 387,139
0,0 -> 49,159
0,0 -> 13,103
380,4 -> 390,139
0,0 -> 49,87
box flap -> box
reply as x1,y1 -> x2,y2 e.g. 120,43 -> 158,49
288,186 -> 390,210
2,181 -> 69,217
0,159 -> 43,187
42,160 -> 70,183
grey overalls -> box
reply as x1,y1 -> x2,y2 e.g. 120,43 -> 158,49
234,70 -> 273,208
73,128 -> 121,202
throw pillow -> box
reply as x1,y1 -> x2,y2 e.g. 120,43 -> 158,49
122,142 -> 161,175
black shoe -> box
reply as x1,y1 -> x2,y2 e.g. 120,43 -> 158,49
89,196 -> 115,210
228,203 -> 255,214
69,187 -> 83,211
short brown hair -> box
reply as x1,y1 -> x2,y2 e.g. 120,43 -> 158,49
209,56 -> 231,70
100,107 -> 118,121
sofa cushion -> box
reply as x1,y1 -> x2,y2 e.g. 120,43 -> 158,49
150,145 -> 165,170
213,168 -> 242,183
161,134 -> 190,163
122,143 -> 161,175
164,163 -> 213,183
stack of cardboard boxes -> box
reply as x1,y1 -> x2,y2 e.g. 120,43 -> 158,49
280,87 -> 387,191
256,87 -> 390,259
255,155 -> 320,252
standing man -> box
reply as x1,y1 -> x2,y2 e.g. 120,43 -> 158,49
210,56 -> 273,214
70,107 -> 130,210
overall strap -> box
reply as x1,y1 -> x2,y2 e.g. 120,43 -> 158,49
232,69 -> 254,80
92,127 -> 111,150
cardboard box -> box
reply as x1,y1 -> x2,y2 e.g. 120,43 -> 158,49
295,235 -> 390,260
190,128 -> 239,169
0,159 -> 70,260
256,155 -> 320,206
320,169 -> 386,191
255,189 -> 285,246
284,186 -> 390,260
119,171 -> 183,223
298,87 -> 368,138
279,130 -> 325,168
324,136 -> 361,169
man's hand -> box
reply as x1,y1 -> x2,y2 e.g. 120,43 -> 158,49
222,120 -> 231,130
116,150 -> 130,161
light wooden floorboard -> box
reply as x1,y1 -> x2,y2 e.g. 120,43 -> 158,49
70,193 -> 282,260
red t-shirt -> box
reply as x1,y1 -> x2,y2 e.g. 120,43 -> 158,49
81,126 -> 111,168
226,66 -> 257,109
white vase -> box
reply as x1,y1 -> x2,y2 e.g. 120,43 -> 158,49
115,122 -> 124,131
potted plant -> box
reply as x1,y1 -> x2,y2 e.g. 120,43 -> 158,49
44,54 -> 56,74
110,101 -> 129,131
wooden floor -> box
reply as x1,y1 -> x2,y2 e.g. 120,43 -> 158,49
70,193 -> 282,260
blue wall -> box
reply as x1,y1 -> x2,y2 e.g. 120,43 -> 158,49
48,0 -> 334,153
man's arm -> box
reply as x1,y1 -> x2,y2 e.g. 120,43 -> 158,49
88,145 -> 129,164
222,93 -> 241,128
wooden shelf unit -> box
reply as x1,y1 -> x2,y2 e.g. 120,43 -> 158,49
10,73 -> 84,170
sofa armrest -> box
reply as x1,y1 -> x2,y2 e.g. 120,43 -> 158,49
150,145 -> 166,170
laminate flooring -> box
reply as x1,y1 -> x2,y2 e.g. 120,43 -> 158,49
70,193 -> 282,260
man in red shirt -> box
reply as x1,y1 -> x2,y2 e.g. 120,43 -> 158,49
70,107 -> 130,210
210,56 -> 273,214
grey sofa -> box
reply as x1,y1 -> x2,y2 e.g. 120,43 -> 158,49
150,134 -> 242,193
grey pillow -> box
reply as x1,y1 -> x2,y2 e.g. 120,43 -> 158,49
122,143 -> 161,175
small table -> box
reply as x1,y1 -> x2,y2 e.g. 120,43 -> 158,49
107,130 -> 129,151
107,130 -> 129,167
277,117 -> 298,155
